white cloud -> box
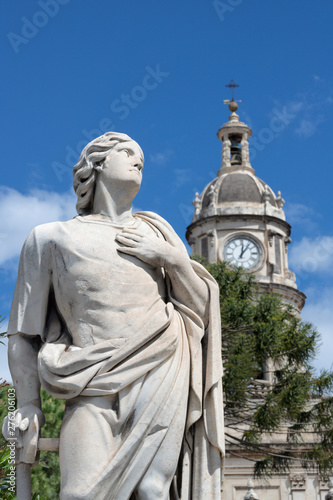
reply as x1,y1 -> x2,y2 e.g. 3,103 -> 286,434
273,80 -> 332,139
270,99 -> 305,116
295,117 -> 324,138
301,287 -> 333,372
149,149 -> 173,166
289,235 -> 333,277
284,203 -> 318,231
173,169 -> 191,189
0,187 -> 76,266
0,186 -> 75,382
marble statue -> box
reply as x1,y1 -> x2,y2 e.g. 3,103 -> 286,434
2,132 -> 224,499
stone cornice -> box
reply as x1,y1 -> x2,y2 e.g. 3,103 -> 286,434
186,213 -> 291,241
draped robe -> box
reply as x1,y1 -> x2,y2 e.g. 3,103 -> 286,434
8,212 -> 224,499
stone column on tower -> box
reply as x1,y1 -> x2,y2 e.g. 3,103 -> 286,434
221,135 -> 231,169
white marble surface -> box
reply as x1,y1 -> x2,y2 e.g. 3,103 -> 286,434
3,132 -> 224,499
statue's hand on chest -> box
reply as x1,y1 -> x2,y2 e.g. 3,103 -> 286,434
115,223 -> 173,269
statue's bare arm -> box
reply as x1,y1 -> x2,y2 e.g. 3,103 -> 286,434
8,334 -> 42,409
2,335 -> 45,458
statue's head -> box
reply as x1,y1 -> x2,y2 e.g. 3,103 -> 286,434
73,132 -> 143,215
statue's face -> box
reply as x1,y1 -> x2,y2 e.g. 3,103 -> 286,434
100,140 -> 144,188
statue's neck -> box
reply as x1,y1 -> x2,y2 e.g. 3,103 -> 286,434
91,181 -> 136,225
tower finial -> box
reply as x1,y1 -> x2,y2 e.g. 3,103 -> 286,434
224,79 -> 242,112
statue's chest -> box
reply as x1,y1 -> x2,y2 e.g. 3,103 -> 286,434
51,222 -> 162,291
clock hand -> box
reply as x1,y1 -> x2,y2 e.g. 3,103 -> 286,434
240,242 -> 250,258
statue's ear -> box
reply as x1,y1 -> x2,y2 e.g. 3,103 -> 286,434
94,160 -> 103,172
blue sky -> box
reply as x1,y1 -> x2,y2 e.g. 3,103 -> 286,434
0,0 -> 333,381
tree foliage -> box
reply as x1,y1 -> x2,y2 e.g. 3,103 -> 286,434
0,385 -> 64,499
31,390 -> 64,499
0,322 -> 64,499
193,257 -> 333,478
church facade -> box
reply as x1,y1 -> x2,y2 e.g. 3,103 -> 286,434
186,101 -> 331,499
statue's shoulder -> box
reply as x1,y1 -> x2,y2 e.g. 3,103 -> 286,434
135,211 -> 167,222
24,218 -> 78,250
134,211 -> 172,230
134,211 -> 174,238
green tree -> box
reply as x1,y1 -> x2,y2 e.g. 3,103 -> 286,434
195,258 -> 333,478
0,323 -> 64,499
0,386 -> 64,499
0,320 -> 14,499
30,390 -> 64,499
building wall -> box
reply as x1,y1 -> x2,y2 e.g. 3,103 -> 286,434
222,456 -> 330,499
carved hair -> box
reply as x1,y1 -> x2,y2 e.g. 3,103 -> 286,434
73,132 -> 133,215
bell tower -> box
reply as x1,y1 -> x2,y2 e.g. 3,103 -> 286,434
186,86 -> 305,312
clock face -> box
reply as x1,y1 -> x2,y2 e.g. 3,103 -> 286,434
223,236 -> 262,269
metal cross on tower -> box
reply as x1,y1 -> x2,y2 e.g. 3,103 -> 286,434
224,80 -> 242,109
225,79 -> 239,101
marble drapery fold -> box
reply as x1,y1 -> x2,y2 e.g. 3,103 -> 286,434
8,212 -> 224,499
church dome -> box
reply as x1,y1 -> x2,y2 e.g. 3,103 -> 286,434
201,171 -> 277,210
195,168 -> 285,222
191,103 -> 286,222
201,171 -> 278,210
